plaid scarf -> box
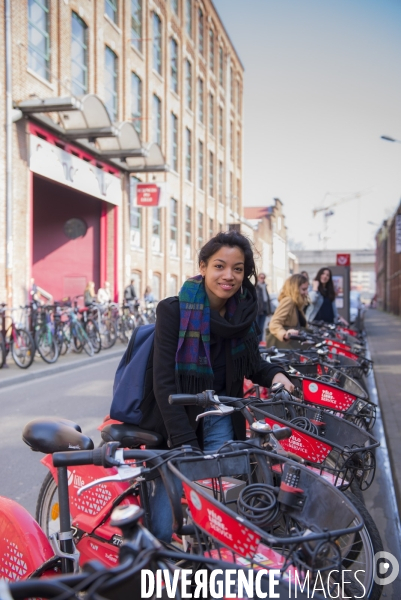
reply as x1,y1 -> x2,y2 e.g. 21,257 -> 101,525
175,275 -> 259,393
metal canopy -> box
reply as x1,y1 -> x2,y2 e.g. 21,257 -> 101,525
17,94 -> 167,172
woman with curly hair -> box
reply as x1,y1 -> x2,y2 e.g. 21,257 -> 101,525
266,273 -> 309,347
306,267 -> 347,325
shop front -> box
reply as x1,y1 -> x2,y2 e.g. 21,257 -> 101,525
29,123 -> 121,303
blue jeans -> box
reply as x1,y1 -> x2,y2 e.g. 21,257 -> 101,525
148,412 -> 234,542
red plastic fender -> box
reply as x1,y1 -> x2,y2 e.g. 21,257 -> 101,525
41,454 -> 134,536
0,496 -> 54,581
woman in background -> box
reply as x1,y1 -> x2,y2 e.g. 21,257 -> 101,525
266,274 -> 309,347
306,267 -> 347,325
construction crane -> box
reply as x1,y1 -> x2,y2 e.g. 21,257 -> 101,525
312,189 -> 373,248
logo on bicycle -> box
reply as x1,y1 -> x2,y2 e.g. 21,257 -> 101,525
308,382 -> 318,393
190,490 -> 202,510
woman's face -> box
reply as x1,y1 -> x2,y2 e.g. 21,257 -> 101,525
299,282 -> 309,298
319,270 -> 331,285
200,246 -> 245,308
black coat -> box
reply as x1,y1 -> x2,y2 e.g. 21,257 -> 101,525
256,284 -> 271,316
138,297 -> 286,449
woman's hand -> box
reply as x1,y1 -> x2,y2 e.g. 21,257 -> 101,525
272,372 -> 295,394
283,328 -> 299,340
338,315 -> 349,326
312,280 -> 319,292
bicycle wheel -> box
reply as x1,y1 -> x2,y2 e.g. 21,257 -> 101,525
0,332 -> 6,368
99,318 -> 117,349
84,319 -> 101,353
56,323 -> 70,355
36,472 -> 61,539
35,325 -> 59,364
11,328 -> 35,368
75,323 -> 94,357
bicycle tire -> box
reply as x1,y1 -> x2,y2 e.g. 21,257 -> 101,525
99,318 -> 117,349
84,319 -> 101,354
11,328 -> 35,369
35,325 -> 60,364
76,323 -> 94,357
0,332 -> 6,368
36,472 -> 63,539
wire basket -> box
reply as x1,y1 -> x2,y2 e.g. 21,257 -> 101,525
249,400 -> 379,490
167,448 -> 366,594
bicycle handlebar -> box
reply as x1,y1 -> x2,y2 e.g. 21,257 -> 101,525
52,443 -> 161,469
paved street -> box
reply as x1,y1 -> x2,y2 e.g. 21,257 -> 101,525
0,355 -> 119,515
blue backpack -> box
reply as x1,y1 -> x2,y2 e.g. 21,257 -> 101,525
110,324 -> 155,424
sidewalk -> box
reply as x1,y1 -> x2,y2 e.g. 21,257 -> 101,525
365,308 -> 401,513
0,344 -> 124,389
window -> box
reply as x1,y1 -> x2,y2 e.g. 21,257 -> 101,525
171,112 -> 178,172
185,206 -> 192,259
209,93 -> 214,136
198,140 -> 204,190
131,72 -> 142,135
197,212 -> 204,250
153,94 -> 162,145
229,171 -> 233,208
218,160 -> 223,203
71,12 -> 88,96
171,0 -> 179,15
230,120 -> 234,159
168,274 -> 178,297
105,0 -> 118,24
185,128 -> 192,181
130,205 -> 142,248
237,131 -> 241,167
209,151 -> 214,197
209,29 -> 215,72
152,207 -> 162,253
152,273 -> 161,301
131,0 -> 142,52
237,178 -> 241,208
198,8 -> 204,55
186,0 -> 192,38
237,80 -> 241,113
153,13 -> 162,75
198,78 -> 204,123
219,46 -> 224,86
170,38 -> 178,93
185,60 -> 192,110
170,198 -> 178,255
105,47 -> 118,121
209,218 -> 214,239
218,106 -> 224,146
28,0 -> 50,80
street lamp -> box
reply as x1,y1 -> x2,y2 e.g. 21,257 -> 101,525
381,135 -> 401,143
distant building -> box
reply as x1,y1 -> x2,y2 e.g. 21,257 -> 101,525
375,201 -> 401,315
244,199 -> 296,293
0,0 -> 243,305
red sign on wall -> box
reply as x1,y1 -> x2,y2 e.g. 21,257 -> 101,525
136,183 -> 160,206
336,253 -> 351,266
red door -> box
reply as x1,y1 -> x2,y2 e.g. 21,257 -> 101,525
32,175 -> 101,302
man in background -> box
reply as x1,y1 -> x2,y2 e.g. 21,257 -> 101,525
256,272 -> 271,343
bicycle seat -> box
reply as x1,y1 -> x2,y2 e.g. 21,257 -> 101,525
101,423 -> 163,449
22,417 -> 94,454
79,307 -> 89,313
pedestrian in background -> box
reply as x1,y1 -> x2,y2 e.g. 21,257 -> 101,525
306,267 -> 348,325
84,281 -> 96,307
266,273 -> 309,348
144,285 -> 155,303
255,272 -> 271,343
97,281 -> 111,304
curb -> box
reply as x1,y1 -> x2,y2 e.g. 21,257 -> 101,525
365,340 -> 401,537
0,347 -> 124,389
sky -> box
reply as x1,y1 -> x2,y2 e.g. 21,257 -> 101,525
214,0 -> 401,250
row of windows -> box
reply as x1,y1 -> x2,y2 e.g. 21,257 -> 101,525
130,202 -> 224,257
27,0 -> 242,122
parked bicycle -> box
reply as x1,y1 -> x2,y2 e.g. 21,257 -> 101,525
0,304 -> 34,369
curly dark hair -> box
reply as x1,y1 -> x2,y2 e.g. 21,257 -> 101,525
314,267 -> 335,302
198,231 -> 257,284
